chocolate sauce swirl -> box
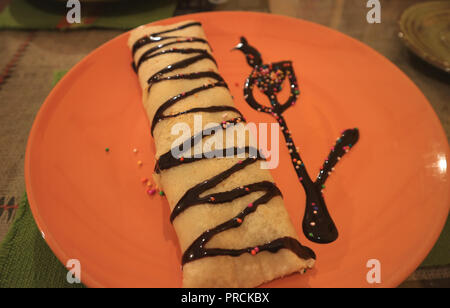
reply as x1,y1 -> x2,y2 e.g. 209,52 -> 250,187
234,37 -> 360,244
131,23 -> 315,266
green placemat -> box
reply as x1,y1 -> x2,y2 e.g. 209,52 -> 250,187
0,0 -> 176,30
0,194 -> 84,288
0,70 -> 448,288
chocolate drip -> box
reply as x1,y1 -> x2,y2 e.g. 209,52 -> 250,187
156,105 -> 243,124
148,71 -> 224,91
155,116 -> 247,172
137,48 -> 214,72
147,54 -> 218,88
235,37 -> 360,244
316,129 -> 359,186
131,25 -> 315,265
151,81 -> 228,134
157,146 -> 257,174
131,21 -> 202,55
184,236 -> 315,265
135,37 -> 208,58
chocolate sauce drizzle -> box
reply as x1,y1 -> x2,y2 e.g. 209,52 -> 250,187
234,37 -> 360,244
132,23 -> 315,265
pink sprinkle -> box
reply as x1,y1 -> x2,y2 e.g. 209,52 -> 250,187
147,189 -> 156,196
311,202 -> 316,206
254,247 -> 260,253
299,177 -> 303,181
238,160 -> 243,164
248,203 -> 253,208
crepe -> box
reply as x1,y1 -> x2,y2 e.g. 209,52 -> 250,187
128,20 -> 315,288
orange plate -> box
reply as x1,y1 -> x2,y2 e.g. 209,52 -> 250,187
25,12 -> 449,288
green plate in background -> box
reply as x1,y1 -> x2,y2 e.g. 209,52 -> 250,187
399,1 -> 450,73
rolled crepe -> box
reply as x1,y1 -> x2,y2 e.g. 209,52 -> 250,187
128,20 -> 315,288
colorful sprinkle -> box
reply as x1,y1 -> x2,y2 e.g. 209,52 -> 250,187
105,148 -> 110,152
147,189 -> 156,196
236,218 -> 243,224
159,191 -> 165,196
133,148 -> 138,153
247,203 -> 253,208
137,160 -> 143,166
